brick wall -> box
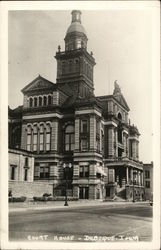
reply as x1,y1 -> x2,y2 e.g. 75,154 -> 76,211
9,181 -> 53,198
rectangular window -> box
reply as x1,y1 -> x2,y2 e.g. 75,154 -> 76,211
46,133 -> 51,151
10,165 -> 16,180
70,134 -> 75,151
145,170 -> 150,179
81,120 -> 88,133
25,157 -> 28,166
65,134 -> 70,151
79,166 -> 89,178
33,133 -> 37,151
84,166 -> 89,177
24,168 -> 28,181
40,166 -> 50,179
81,138 -> 88,151
145,181 -> 150,188
79,166 -> 84,178
40,133 -> 44,151
27,134 -> 31,151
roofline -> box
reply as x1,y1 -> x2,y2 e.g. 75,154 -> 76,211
21,75 -> 56,93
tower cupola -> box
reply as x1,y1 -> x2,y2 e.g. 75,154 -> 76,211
65,10 -> 88,51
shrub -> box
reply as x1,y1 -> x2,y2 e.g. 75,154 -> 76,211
32,196 -> 79,202
9,196 -> 26,202
43,193 -> 51,197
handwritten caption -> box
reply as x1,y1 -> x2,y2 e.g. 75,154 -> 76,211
27,234 -> 139,242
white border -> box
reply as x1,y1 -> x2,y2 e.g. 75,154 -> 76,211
0,1 -> 160,250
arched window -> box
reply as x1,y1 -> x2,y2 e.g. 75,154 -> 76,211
76,41 -> 81,49
34,97 -> 37,107
65,125 -> 75,151
46,124 -> 51,151
118,125 -> 122,144
44,96 -> 47,106
39,124 -> 44,151
26,126 -> 32,151
29,98 -> 33,107
48,95 -> 51,105
33,125 -> 38,151
118,112 -> 122,121
39,96 -> 42,106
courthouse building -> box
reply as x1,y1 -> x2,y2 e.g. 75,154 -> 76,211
9,10 -> 145,200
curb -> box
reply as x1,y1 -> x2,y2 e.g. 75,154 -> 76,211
9,201 -> 149,213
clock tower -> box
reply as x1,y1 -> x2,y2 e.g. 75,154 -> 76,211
55,10 -> 96,97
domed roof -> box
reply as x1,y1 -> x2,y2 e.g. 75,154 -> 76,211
66,22 -> 87,36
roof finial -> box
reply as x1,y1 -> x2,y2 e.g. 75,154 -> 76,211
71,10 -> 81,23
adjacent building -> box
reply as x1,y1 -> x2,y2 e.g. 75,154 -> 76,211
143,162 -> 153,200
8,10 -> 145,200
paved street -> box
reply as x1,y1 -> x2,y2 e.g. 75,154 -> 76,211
9,203 -> 152,242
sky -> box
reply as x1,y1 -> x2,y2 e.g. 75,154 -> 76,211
8,8 -> 156,163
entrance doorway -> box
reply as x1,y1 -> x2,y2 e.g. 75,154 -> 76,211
79,187 -> 89,199
106,187 -> 110,197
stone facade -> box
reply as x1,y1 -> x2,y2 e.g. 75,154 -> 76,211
8,10 -> 146,200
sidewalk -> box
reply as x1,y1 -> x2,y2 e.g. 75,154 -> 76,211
9,200 -> 149,213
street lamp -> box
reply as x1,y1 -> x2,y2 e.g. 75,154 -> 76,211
63,163 -> 72,206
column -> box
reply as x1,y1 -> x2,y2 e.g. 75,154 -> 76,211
126,166 -> 129,184
141,172 -> 144,186
73,186 -> 79,198
74,117 -> 79,151
131,168 -> 133,184
21,124 -> 26,150
138,171 -> 141,185
73,164 -> 79,179
50,164 -> 58,180
89,163 -> 96,178
108,127 -> 115,158
108,168 -> 115,183
90,115 -> 96,150
89,185 -> 96,199
51,120 -> 58,151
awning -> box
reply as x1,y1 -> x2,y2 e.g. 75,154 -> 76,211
96,166 -> 107,176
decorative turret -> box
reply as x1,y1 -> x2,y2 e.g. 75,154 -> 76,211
65,10 -> 88,51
